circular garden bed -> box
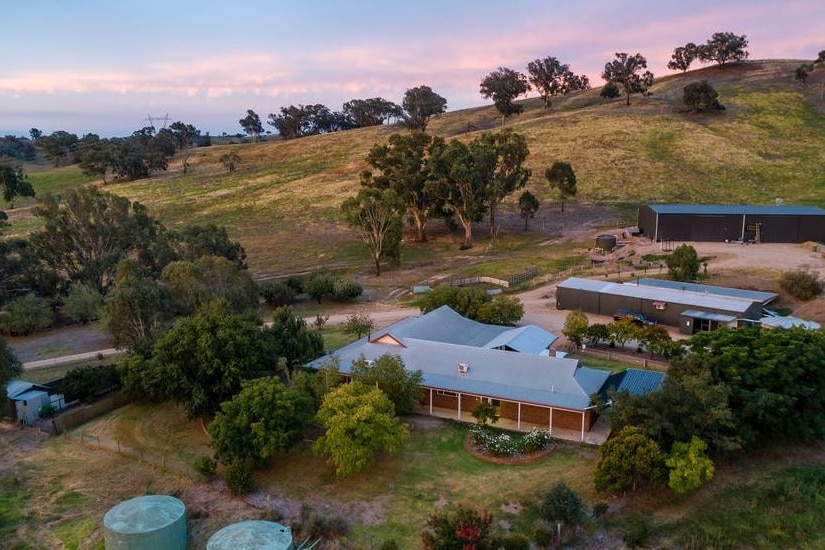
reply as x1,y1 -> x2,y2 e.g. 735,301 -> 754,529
465,426 -> 557,465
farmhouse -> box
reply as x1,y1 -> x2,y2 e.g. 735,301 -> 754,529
556,277 -> 777,334
637,204 -> 825,243
308,306 -> 663,442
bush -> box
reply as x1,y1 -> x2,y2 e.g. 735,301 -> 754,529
304,271 -> 337,303
541,481 -> 585,527
622,515 -> 652,548
224,460 -> 254,495
193,456 -> 217,477
378,541 -> 399,550
0,293 -> 55,336
476,296 -> 524,325
258,280 -> 296,306
532,525 -> 553,547
332,277 -> 363,300
779,269 -> 824,301
63,284 -> 104,324
297,504 -> 350,540
39,403 -> 58,419
60,364 -> 120,403
501,532 -> 530,550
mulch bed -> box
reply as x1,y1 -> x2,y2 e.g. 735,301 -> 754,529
464,434 -> 558,465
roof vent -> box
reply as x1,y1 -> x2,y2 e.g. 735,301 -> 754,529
458,363 -> 469,374
365,359 -> 375,367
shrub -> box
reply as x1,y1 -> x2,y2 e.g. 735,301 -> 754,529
193,456 -> 217,477
591,501 -> 609,518
332,277 -> 363,300
63,284 -> 104,324
258,280 -> 296,306
476,295 -> 524,325
522,428 -> 553,453
532,525 -> 553,547
622,515 -> 652,548
60,364 -> 120,403
379,541 -> 399,550
0,293 -> 55,336
541,481 -> 585,528
39,403 -> 58,419
224,460 -> 254,495
304,271 -> 337,303
501,532 -> 530,550
297,504 -> 350,540
779,269 -> 823,301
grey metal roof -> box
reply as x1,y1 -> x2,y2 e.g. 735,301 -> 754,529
647,204 -> 825,216
370,305 -> 557,352
630,278 -> 777,305
681,309 -> 738,322
5,380 -> 34,399
558,277 -> 758,314
11,389 -> 48,402
483,325 -> 558,353
371,305 -> 511,347
604,369 -> 665,397
759,316 -> 821,330
311,337 -> 603,411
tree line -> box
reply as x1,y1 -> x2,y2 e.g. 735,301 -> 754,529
239,84 -> 448,141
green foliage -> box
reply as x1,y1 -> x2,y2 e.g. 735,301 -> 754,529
545,161 -> 577,212
313,381 -> 409,477
471,400 -> 499,426
291,361 -> 341,410
666,436 -> 715,494
416,286 -> 523,324
193,456 -> 217,477
638,324 -> 672,356
479,67 -> 530,121
541,481 -> 585,528
672,466 -> 825,548
622,514 -> 652,549
0,336 -> 22,400
39,403 -> 57,419
666,244 -> 700,281
332,277 -> 363,300
224,460 -> 254,495
562,310 -> 589,347
500,533 -> 530,550
104,260 -> 172,350
239,109 -> 264,141
266,306 -> 324,375
60,364 -> 120,403
668,43 -> 699,73
610,359 -> 740,454
0,293 -> 54,336
304,270 -> 337,303
362,131 -> 443,242
30,186 -> 165,294
421,506 -> 495,549
687,327 -> 825,446
141,300 -> 279,419
476,295 -> 524,326
402,85 -> 447,131
480,130 -> 531,239
683,80 -> 723,113
595,426 -> 667,494
295,504 -> 351,541
794,65 -> 808,84
608,319 -> 639,349
259,280 -> 296,306
601,52 -> 654,105
192,255 -> 259,313
699,31 -> 749,69
584,323 -> 610,346
176,224 -> 247,270
0,165 -> 35,208
342,186 -> 404,276
517,190 -> 540,231
208,377 -> 314,465
351,354 -> 423,415
62,283 -> 103,324
779,268 -> 823,300
600,81 -> 620,100
342,312 -> 376,339
526,56 -> 590,111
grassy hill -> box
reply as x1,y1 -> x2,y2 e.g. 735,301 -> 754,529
11,59 -> 825,279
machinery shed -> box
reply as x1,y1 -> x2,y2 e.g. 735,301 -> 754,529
556,277 -> 765,334
637,204 -> 825,243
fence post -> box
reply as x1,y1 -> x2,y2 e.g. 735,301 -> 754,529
117,439 -> 121,453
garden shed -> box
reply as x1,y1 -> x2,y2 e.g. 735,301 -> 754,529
637,204 -> 825,243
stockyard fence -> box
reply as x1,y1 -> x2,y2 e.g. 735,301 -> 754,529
443,267 -> 540,289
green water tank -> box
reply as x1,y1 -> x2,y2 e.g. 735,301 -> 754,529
207,520 -> 294,550
103,495 -> 187,549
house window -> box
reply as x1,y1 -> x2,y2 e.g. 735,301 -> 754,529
436,390 -> 457,397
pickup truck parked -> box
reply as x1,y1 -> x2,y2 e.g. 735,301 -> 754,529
613,309 -> 655,326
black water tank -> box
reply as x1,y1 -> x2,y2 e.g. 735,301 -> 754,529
596,234 -> 617,252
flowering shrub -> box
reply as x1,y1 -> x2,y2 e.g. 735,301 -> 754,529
469,426 -> 554,457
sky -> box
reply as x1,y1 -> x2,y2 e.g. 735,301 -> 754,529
2,0 -> 822,137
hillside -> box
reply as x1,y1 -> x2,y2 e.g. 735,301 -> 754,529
12,59 -> 825,278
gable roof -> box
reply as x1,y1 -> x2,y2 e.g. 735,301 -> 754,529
370,305 -> 556,351
646,204 -> 825,216
602,369 -> 666,399
6,380 -> 35,399
558,277 -> 758,314
630,278 -> 777,305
